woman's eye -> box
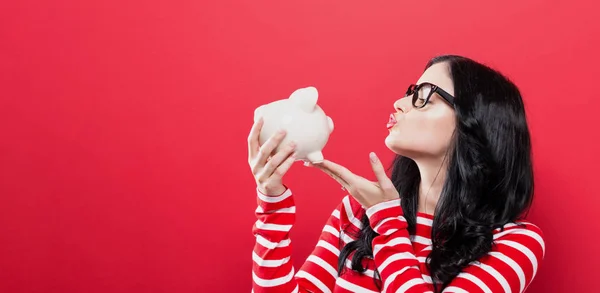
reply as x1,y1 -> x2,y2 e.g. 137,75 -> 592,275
414,96 -> 426,107
415,84 -> 432,107
420,85 -> 432,98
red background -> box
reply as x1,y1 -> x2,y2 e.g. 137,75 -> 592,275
1,1 -> 599,292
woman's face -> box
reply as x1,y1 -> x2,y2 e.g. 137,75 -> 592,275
385,62 -> 457,159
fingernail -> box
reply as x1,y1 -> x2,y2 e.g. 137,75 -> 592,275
289,141 -> 296,148
369,152 -> 377,163
278,129 -> 286,135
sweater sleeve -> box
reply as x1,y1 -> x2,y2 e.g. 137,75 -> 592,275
365,199 -> 546,293
251,187 -> 346,293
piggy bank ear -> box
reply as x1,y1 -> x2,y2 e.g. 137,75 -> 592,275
289,86 -> 318,112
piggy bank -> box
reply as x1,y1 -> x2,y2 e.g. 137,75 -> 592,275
253,86 -> 334,164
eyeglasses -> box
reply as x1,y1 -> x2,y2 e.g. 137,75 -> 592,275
405,82 -> 455,108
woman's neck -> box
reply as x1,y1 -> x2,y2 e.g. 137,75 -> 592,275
414,157 -> 448,216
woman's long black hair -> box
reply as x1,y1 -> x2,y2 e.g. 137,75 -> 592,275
337,55 -> 535,292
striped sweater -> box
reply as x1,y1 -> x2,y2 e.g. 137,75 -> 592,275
252,188 -> 545,293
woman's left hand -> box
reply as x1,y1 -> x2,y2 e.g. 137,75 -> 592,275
311,152 -> 400,208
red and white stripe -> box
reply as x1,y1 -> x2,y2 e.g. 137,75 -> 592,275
252,188 -> 545,293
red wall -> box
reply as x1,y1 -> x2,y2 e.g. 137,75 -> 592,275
1,1 -> 599,292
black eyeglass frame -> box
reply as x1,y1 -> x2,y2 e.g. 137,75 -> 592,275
405,82 -> 455,108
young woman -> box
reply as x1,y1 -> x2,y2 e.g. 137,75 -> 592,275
247,55 -> 545,293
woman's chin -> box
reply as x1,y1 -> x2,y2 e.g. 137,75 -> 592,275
385,134 -> 419,158
385,134 -> 405,155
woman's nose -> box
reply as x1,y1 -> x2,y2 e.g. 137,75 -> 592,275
394,96 -> 411,113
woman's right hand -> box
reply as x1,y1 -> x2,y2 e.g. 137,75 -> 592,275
247,117 -> 297,196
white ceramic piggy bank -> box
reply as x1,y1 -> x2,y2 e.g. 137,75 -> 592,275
253,86 -> 334,164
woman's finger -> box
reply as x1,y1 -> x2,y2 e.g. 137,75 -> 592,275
269,153 -> 297,182
256,142 -> 296,181
318,160 -> 357,185
247,117 -> 264,160
314,164 -> 351,191
369,152 -> 395,190
255,129 -> 287,168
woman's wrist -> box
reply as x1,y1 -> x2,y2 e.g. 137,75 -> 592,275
257,184 -> 288,197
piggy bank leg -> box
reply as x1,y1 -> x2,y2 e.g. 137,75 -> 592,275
306,151 -> 324,164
